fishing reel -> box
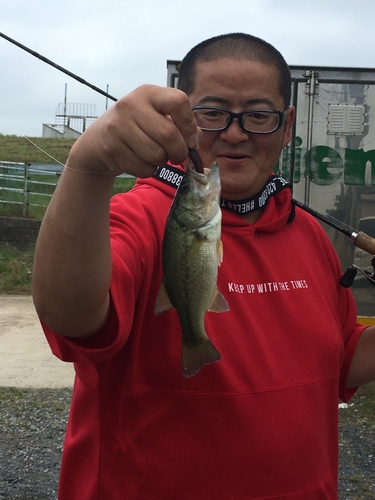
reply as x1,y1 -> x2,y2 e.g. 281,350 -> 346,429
340,256 -> 375,288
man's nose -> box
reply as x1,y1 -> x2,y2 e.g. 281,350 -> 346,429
219,118 -> 249,142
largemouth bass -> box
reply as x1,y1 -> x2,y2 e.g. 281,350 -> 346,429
154,162 -> 229,377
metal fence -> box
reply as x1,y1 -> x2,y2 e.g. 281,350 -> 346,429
0,161 -> 59,218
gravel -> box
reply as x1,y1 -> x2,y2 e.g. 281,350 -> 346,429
0,386 -> 374,499
0,388 -> 71,500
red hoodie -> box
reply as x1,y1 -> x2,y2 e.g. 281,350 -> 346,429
43,166 -> 364,499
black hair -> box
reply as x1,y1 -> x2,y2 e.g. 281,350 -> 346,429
178,33 -> 291,107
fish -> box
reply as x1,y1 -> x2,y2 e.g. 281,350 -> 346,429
154,162 -> 229,377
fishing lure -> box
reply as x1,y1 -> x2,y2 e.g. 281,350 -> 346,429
188,148 -> 204,174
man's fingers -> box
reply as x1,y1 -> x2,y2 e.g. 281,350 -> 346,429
126,85 -> 199,163
69,85 -> 199,177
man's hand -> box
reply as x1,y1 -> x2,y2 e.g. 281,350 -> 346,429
66,85 -> 200,178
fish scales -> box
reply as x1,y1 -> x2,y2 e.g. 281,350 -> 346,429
154,162 -> 229,377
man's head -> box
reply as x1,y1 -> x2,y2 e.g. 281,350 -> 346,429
178,33 -> 295,205
178,33 -> 291,108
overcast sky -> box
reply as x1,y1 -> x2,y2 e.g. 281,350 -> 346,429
2,0 -> 375,137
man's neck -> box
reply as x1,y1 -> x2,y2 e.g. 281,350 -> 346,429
240,209 -> 264,225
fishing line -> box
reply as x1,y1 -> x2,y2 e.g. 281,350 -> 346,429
24,136 -> 104,174
23,136 -> 65,166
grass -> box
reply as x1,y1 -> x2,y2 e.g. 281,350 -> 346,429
0,172 -> 136,219
0,130 -> 136,283
0,244 -> 34,294
0,173 -> 136,291
0,134 -> 76,164
0,134 -> 136,218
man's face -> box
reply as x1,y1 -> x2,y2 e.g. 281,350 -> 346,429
188,58 -> 295,200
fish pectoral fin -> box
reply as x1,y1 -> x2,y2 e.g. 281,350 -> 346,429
217,239 -> 224,266
154,281 -> 174,315
182,339 -> 221,378
208,287 -> 230,313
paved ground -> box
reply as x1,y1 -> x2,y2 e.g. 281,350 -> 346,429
0,295 -> 74,388
1,293 -> 373,390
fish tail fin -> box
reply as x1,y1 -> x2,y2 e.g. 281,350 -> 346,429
182,339 -> 221,378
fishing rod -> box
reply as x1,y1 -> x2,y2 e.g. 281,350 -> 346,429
292,199 -> 375,287
0,32 -> 118,103
292,199 -> 375,255
2,32 -> 375,264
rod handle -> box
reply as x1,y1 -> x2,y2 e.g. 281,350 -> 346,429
353,231 -> 375,255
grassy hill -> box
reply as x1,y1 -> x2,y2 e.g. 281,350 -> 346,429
0,134 -> 76,165
0,134 -> 136,220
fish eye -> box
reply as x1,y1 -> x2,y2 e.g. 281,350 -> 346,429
179,174 -> 189,192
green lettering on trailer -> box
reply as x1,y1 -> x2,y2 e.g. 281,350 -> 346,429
278,139 -> 375,186
344,148 -> 375,186
275,137 -> 302,182
304,146 -> 343,185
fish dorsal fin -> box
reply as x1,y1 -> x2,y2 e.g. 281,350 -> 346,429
154,281 -> 174,315
208,287 -> 230,313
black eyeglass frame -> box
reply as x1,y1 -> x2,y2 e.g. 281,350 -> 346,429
192,106 -> 287,134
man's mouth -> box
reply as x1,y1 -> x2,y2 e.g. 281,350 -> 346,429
219,152 -> 250,161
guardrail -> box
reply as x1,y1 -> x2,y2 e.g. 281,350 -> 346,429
0,161 -> 59,218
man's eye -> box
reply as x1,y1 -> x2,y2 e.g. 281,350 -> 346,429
203,111 -> 225,118
250,112 -> 269,121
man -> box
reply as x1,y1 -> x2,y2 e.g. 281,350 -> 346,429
33,33 -> 375,499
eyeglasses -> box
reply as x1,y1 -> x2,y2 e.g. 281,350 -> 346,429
192,106 -> 286,134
